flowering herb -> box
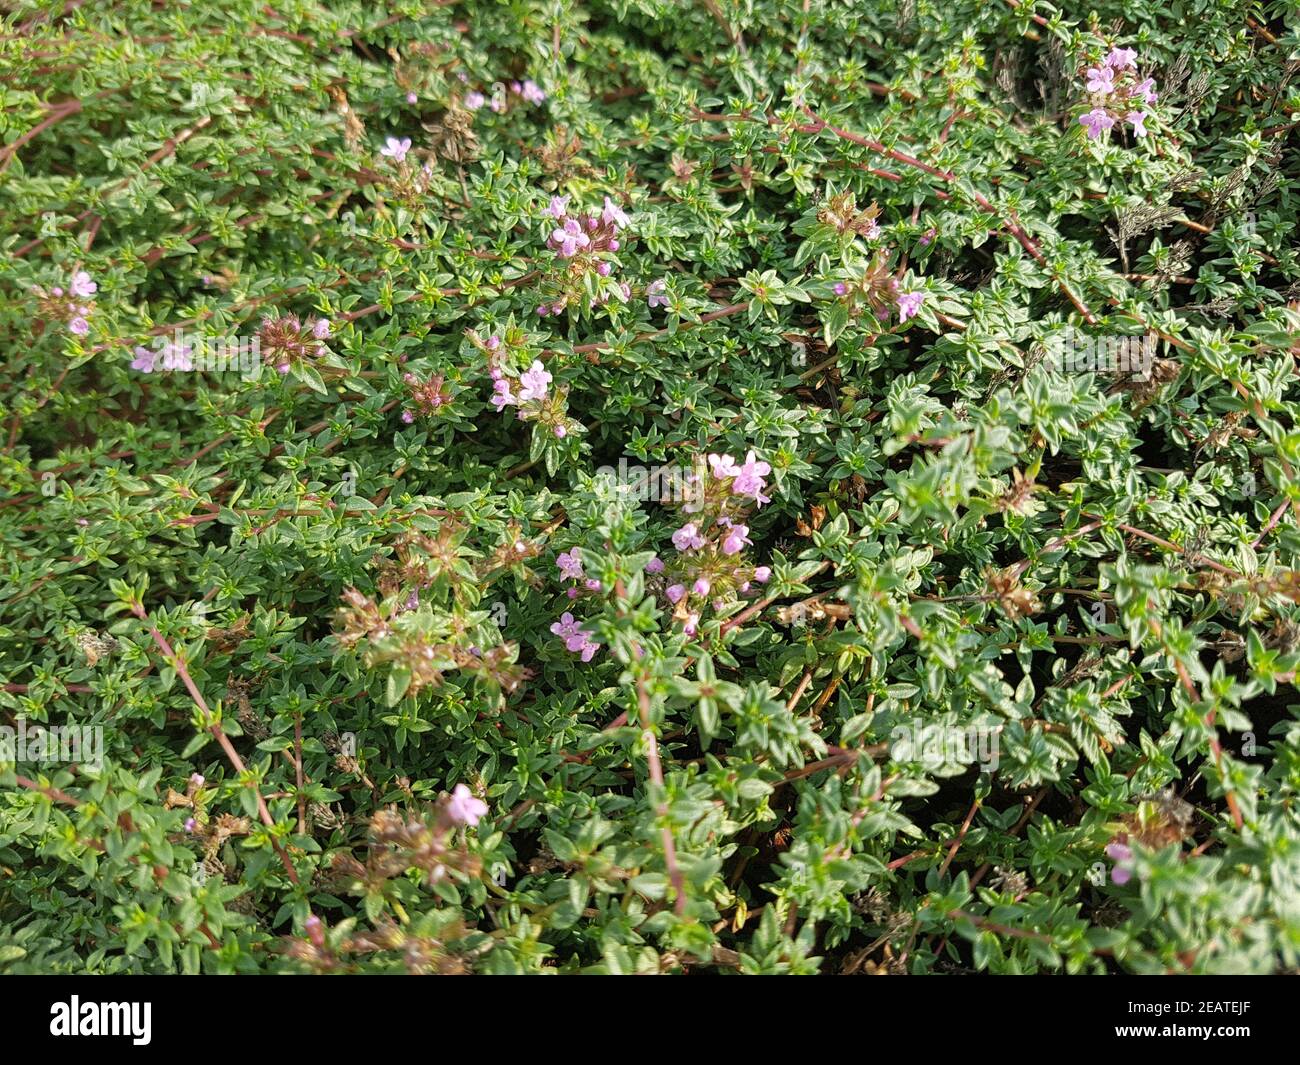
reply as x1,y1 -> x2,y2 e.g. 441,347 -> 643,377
0,0 -> 1298,979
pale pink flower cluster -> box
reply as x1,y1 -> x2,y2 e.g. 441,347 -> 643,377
35,270 -> 98,336
400,370 -> 452,422
446,783 -> 489,827
707,450 -> 773,507
536,195 -> 633,315
1078,46 -> 1158,142
550,610 -> 601,662
380,136 -> 412,163
479,332 -> 572,439
465,79 -> 546,114
651,451 -> 777,635
490,359 -> 551,410
1105,840 -> 1136,885
131,338 -> 193,373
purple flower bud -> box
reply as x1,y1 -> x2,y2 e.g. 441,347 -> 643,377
305,914 -> 325,947
693,578 -> 711,596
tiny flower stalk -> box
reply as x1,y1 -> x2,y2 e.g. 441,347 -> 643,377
534,193 -> 634,315
33,269 -> 98,337
1076,44 -> 1159,142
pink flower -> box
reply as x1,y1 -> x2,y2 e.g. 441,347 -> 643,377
161,340 -> 193,371
596,261 -> 612,277
490,378 -> 516,409
1105,47 -> 1138,70
69,271 -> 97,299
556,549 -> 584,580
522,80 -> 546,105
551,218 -> 591,257
546,194 -> 570,219
731,451 -> 771,506
68,316 -> 89,336
312,318 -> 331,339
184,817 -> 197,833
683,613 -> 700,636
465,91 -> 486,111
693,578 -> 711,596
1084,66 -> 1115,94
1126,110 -> 1149,138
672,522 -> 706,551
406,91 -> 418,104
753,566 -> 771,583
517,360 -> 551,401
381,136 -> 412,162
551,612 -> 583,639
708,453 -> 740,479
722,523 -> 751,555
401,410 -> 415,423
1079,108 -> 1116,140
645,556 -> 664,574
895,290 -> 925,323
446,783 -> 489,827
305,915 -> 325,945
647,278 -> 668,309
666,583 -> 686,603
554,424 -> 567,438
131,346 -> 157,372
577,636 -> 600,662
1131,77 -> 1158,106
191,773 -> 205,787
1105,841 -> 1135,885
602,196 -> 630,229
584,578 -> 602,591
833,282 -> 847,296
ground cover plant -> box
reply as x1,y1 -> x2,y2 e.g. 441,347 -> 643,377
1,0 -> 1299,976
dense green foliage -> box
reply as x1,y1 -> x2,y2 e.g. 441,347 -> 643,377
2,0 -> 1300,974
